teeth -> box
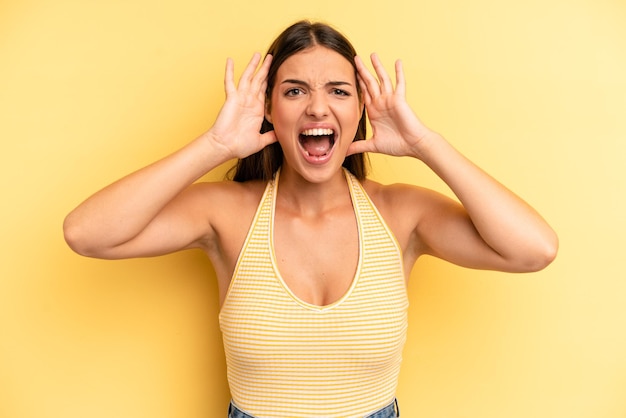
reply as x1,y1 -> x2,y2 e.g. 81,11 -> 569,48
301,128 -> 334,136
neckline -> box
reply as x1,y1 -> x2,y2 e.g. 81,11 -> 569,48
268,168 -> 363,311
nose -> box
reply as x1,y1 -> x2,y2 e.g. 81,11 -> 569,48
306,92 -> 329,118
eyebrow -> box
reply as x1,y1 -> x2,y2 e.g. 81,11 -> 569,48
280,79 -> 354,88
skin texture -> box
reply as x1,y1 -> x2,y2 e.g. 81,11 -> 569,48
64,46 -> 558,307
267,47 -> 363,183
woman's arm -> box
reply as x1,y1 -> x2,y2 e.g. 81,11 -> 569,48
64,53 -> 275,259
351,54 -> 558,272
408,136 -> 557,272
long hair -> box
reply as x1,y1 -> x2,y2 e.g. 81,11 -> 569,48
229,20 -> 368,182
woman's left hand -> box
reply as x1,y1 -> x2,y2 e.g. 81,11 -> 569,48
347,54 -> 436,159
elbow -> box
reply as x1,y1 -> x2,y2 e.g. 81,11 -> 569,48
537,229 -> 559,270
63,215 -> 89,256
527,244 -> 558,272
63,214 -> 100,257
518,231 -> 559,273
63,213 -> 131,260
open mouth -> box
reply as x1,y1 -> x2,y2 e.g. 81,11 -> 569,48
298,128 -> 336,159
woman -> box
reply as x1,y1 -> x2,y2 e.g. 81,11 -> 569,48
64,20 -> 558,418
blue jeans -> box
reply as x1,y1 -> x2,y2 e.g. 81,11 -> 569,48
228,398 -> 400,418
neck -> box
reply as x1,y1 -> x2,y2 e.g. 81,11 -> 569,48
276,166 -> 350,216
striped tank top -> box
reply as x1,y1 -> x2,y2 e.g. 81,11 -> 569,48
219,169 -> 409,418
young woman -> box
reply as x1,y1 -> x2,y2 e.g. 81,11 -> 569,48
64,20 -> 558,418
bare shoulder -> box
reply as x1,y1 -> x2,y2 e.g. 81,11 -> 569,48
361,180 -> 425,243
189,179 -> 267,231
188,178 -> 267,262
361,179 -> 449,218
361,179 -> 461,256
191,178 -> 266,207
174,179 -> 268,298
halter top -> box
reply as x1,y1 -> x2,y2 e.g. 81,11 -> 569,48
219,169 -> 409,417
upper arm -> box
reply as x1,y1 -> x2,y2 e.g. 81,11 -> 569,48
377,183 -> 511,272
413,190 -> 511,270
90,182 -> 225,260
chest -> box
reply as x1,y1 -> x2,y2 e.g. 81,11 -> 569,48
219,184 -> 410,413
273,207 -> 359,307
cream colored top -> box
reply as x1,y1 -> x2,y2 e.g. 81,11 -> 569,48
219,169 -> 409,417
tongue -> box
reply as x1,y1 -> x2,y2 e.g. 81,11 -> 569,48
301,135 -> 332,157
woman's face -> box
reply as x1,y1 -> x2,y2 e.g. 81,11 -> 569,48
266,45 -> 362,183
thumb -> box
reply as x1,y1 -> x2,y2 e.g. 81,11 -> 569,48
346,138 -> 375,156
259,130 -> 278,148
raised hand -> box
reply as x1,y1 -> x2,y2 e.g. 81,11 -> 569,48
347,54 -> 436,159
208,53 -> 277,159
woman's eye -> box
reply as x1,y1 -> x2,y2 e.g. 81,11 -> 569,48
332,89 -> 350,96
285,88 -> 303,97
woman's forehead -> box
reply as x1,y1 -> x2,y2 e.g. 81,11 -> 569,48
276,46 -> 355,82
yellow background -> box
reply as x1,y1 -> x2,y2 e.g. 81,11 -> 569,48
1,0 -> 625,417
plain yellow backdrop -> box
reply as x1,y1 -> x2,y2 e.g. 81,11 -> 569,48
1,0 -> 625,417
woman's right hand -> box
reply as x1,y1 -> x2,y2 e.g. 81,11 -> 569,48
207,53 -> 277,159
64,53 -> 276,259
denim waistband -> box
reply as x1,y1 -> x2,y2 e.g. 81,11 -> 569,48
228,398 -> 399,418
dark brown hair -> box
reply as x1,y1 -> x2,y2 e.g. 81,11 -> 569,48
229,20 -> 368,182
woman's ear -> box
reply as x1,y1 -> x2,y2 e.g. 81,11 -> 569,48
265,102 -> 273,124
358,89 -> 365,112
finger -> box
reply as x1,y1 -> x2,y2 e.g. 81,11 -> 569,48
259,130 -> 278,148
251,54 -> 273,97
346,138 -> 376,156
224,58 -> 236,96
238,52 -> 262,90
261,54 -> 273,75
357,73 -> 372,107
355,55 -> 381,99
395,59 -> 406,97
370,53 -> 393,94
